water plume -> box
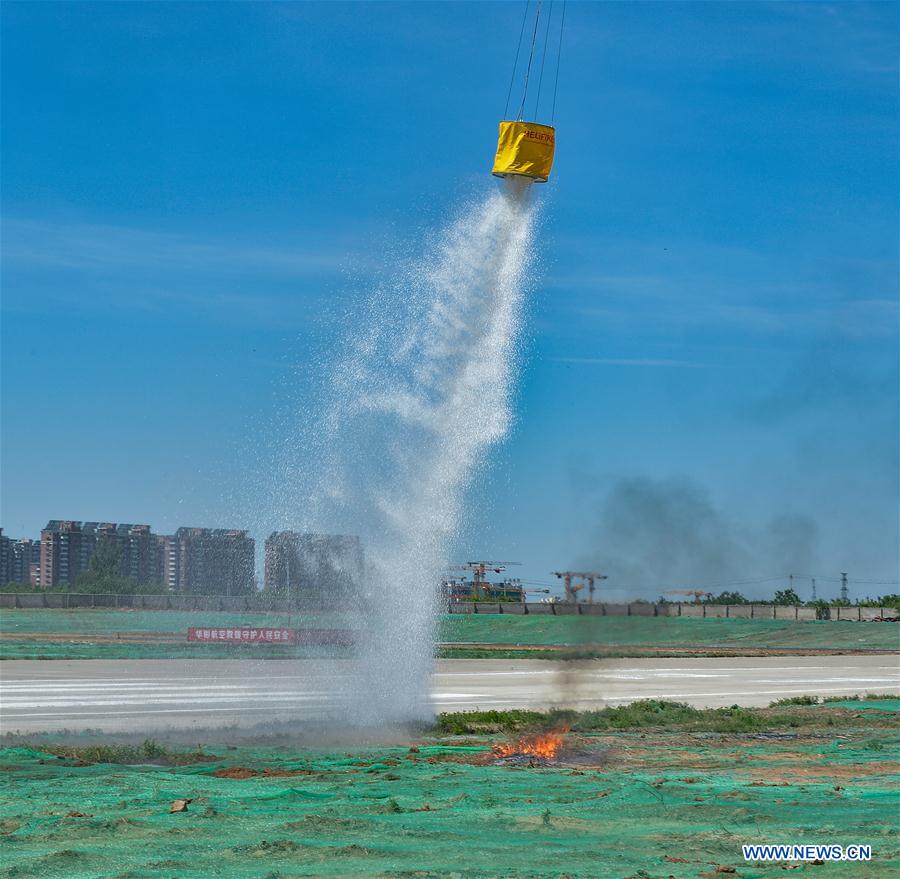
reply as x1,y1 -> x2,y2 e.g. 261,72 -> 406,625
286,178 -> 539,726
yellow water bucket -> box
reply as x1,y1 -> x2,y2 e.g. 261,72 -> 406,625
492,120 -> 556,182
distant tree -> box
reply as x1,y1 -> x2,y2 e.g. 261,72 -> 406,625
706,591 -> 748,605
0,581 -> 35,593
75,537 -> 135,593
858,593 -> 900,610
131,580 -> 167,595
806,598 -> 831,619
773,588 -> 801,606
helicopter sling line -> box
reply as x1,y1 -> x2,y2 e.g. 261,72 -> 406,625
503,0 -> 567,123
493,0 -> 563,183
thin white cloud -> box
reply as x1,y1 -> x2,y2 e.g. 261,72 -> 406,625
547,357 -> 707,368
2,217 -> 371,277
541,233 -> 898,340
1,216 -> 384,329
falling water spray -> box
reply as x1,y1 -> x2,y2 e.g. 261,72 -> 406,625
278,178 -> 539,727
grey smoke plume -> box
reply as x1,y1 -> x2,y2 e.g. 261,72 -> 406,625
576,475 -> 820,596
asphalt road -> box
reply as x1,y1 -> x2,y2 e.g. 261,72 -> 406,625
1,656 -> 897,734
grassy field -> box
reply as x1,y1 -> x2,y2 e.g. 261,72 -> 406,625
2,701 -> 898,879
1,609 -> 897,659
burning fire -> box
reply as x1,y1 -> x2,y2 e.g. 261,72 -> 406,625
492,725 -> 569,760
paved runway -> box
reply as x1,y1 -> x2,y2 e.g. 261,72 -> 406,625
1,656 -> 897,734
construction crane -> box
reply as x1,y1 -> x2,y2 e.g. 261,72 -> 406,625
552,570 -> 608,604
448,561 -> 521,599
664,589 -> 712,604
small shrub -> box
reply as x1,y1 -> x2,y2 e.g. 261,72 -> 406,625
36,739 -> 210,766
769,695 -> 819,707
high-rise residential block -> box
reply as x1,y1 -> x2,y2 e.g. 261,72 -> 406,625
39,520 -> 161,587
161,527 -> 255,595
264,531 -> 363,598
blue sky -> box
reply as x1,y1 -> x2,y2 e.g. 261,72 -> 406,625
2,2 -> 897,600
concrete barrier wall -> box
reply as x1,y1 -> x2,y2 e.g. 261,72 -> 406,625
678,604 -> 704,617
603,604 -> 629,616
1,592 -> 889,621
628,603 -> 656,616
727,605 -> 752,619
500,602 -> 525,614
553,603 -> 578,615
474,603 -> 500,614
751,604 -> 775,619
579,604 -> 605,616
246,598 -> 292,614
835,606 -> 860,621
449,602 -> 473,614
524,603 -> 553,614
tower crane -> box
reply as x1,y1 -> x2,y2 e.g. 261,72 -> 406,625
448,561 -> 522,599
552,570 -> 608,604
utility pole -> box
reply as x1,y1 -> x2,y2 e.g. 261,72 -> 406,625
789,573 -> 793,593
840,572 -> 849,603
811,577 -> 816,601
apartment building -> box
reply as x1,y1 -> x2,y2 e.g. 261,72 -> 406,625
161,527 -> 254,595
39,520 -> 160,587
264,531 -> 363,598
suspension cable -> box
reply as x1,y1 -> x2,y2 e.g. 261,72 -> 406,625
516,0 -> 543,121
550,0 -> 566,124
533,0 -> 554,119
504,1 -> 531,119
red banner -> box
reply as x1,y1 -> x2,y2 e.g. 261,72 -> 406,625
188,626 -> 297,645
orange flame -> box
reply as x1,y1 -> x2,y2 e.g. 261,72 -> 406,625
492,725 -> 569,760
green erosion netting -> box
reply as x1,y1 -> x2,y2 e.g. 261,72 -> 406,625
822,699 -> 900,712
441,615 -> 900,650
2,611 -> 898,660
0,610 -> 322,635
0,641 -> 343,660
0,610 -> 349,660
2,721 -> 898,879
